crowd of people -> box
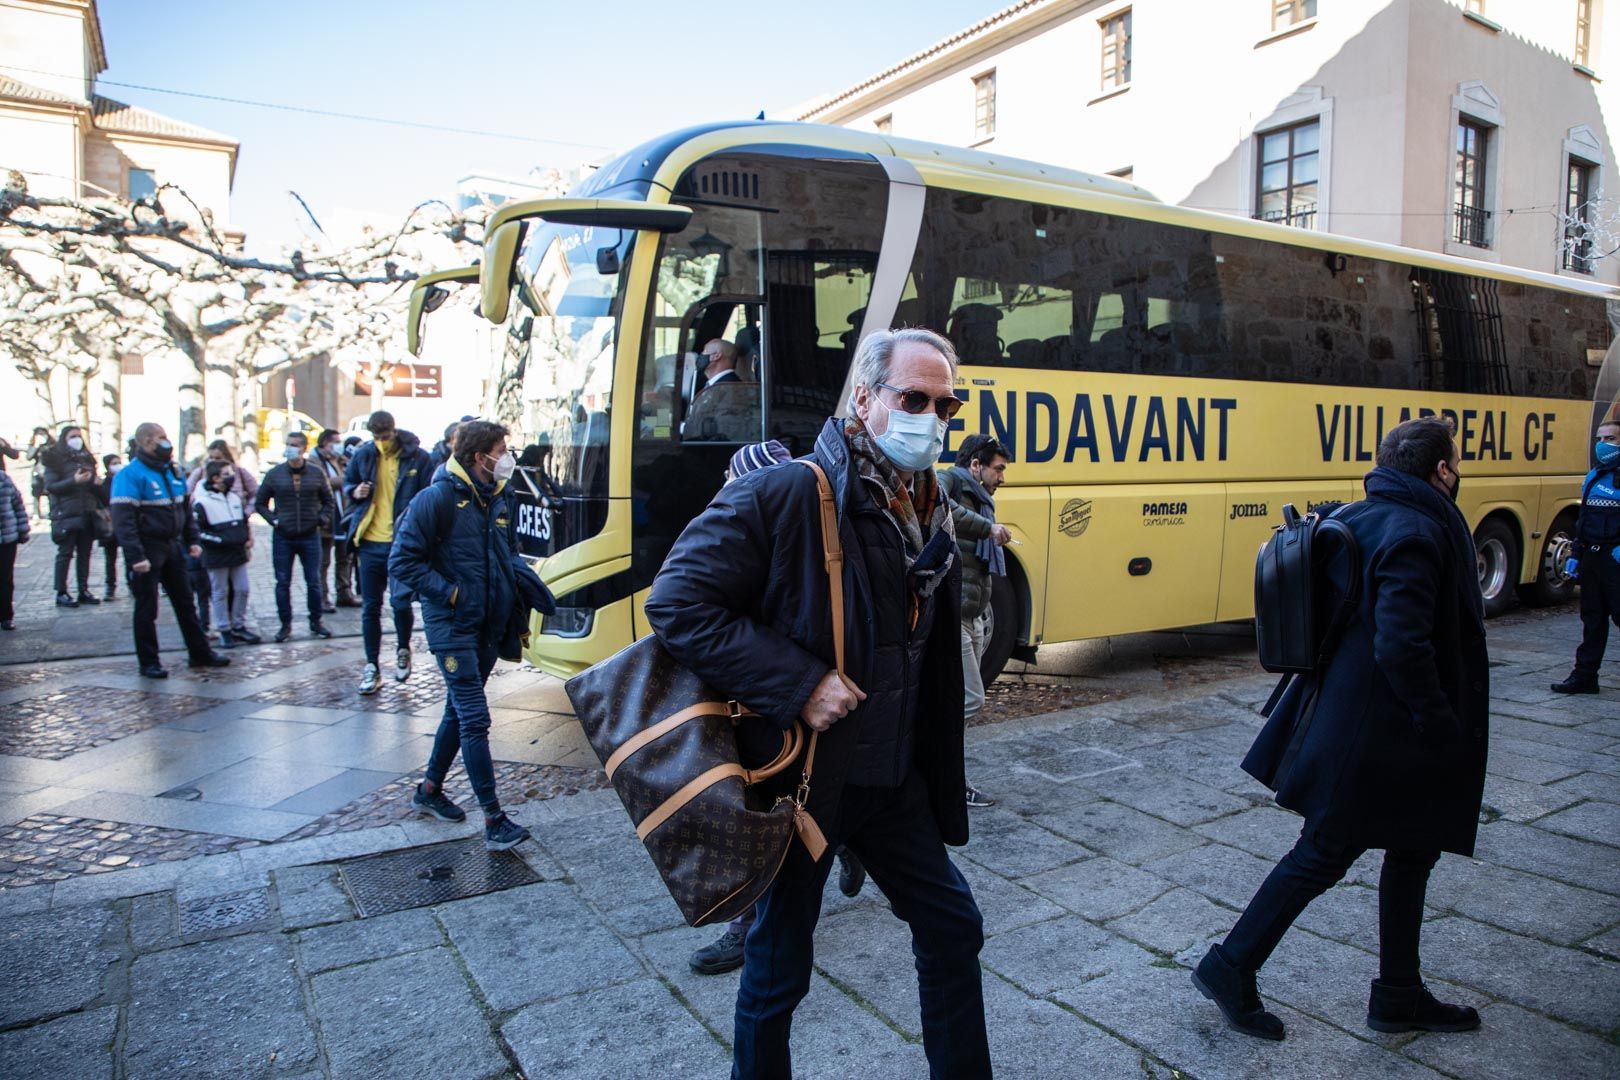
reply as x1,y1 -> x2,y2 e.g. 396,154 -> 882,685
1,321 -> 1551,1074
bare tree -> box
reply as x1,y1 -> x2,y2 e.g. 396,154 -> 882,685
0,168 -> 485,458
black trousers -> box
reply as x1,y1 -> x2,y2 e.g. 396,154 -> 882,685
101,539 -> 118,589
1220,828 -> 1439,983
733,768 -> 989,1079
129,542 -> 213,668
0,540 -> 16,622
1574,548 -> 1620,675
54,527 -> 93,595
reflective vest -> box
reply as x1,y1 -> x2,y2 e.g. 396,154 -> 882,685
1578,468 -> 1620,546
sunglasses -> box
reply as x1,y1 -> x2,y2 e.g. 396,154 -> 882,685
876,382 -> 963,421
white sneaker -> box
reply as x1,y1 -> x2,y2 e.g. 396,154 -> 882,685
394,646 -> 412,683
359,663 -> 381,696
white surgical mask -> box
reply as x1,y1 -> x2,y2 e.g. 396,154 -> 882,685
489,451 -> 516,483
871,396 -> 945,471
284,446 -> 302,461
67,436 -> 84,452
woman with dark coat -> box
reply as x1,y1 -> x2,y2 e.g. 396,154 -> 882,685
41,424 -> 105,607
1194,417 -> 1487,1042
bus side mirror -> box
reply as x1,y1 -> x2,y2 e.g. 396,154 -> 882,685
407,265 -> 479,357
478,198 -> 692,326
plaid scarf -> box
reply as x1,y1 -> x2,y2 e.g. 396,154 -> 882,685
844,418 -> 954,598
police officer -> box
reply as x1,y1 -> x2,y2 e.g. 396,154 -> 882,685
1552,419 -> 1620,694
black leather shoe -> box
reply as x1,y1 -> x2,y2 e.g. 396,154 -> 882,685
139,664 -> 168,679
1191,945 -> 1286,1041
1550,672 -> 1599,694
189,651 -> 231,669
837,848 -> 865,898
689,926 -> 747,975
76,592 -> 102,605
309,622 -> 333,639
1367,980 -> 1480,1033
274,623 -> 292,643
217,629 -> 236,650
55,593 -> 78,608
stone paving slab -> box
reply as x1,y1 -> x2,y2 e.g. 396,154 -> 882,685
502,977 -> 729,1079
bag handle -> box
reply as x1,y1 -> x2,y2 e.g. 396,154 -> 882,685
786,458 -> 841,860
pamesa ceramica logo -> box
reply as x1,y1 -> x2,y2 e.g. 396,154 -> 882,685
1059,498 -> 1093,537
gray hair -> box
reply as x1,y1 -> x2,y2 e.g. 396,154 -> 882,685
848,327 -> 958,410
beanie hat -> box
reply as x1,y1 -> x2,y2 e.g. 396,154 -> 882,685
727,440 -> 793,480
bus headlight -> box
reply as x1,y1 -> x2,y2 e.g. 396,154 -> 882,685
541,607 -> 594,638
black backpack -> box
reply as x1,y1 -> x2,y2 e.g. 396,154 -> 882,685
1253,503 -> 1361,710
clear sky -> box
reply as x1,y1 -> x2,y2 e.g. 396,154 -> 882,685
96,0 -> 1002,253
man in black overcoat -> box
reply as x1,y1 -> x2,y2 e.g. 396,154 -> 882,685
1194,416 -> 1488,1041
646,328 -> 990,1079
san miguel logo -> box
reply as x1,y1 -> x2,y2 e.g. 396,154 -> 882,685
1142,501 -> 1188,527
1059,498 -> 1093,537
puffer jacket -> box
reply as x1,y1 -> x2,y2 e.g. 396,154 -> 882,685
645,417 -> 969,846
42,443 -> 102,531
388,457 -> 526,654
192,488 -> 250,569
937,466 -> 995,618
0,471 -> 29,544
255,461 -> 333,539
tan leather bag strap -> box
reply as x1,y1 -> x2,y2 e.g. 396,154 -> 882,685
790,459 -> 843,802
637,763 -> 747,840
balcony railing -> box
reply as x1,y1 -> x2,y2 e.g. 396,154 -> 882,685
1454,203 -> 1491,248
1258,207 -> 1317,230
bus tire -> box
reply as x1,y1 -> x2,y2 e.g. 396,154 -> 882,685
1517,511 -> 1579,608
1474,517 -> 1519,618
981,575 -> 1018,685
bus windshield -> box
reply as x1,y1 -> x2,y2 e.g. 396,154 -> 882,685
490,220 -> 633,554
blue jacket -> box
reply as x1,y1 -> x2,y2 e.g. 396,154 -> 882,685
110,452 -> 198,564
0,471 -> 28,544
389,458 -> 534,656
1576,466 -> 1620,547
1244,466 -> 1489,856
341,429 -> 431,541
644,418 -> 969,846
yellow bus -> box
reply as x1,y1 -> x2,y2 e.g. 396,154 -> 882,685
412,121 -> 1611,681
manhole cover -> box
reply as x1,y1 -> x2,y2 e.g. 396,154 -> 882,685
159,785 -> 203,801
179,888 -> 272,936
336,838 -> 542,917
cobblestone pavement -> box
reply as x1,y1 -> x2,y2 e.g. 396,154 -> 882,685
0,605 -> 1614,1078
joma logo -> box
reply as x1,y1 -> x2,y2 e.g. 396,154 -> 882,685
1229,503 -> 1268,520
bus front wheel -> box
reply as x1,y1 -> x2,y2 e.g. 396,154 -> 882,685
981,575 -> 1018,685
1474,517 -> 1520,618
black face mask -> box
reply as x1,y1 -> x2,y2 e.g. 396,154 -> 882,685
1447,471 -> 1461,503
151,440 -> 174,464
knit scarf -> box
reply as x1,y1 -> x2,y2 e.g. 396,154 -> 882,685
844,418 -> 954,598
957,467 -> 1007,578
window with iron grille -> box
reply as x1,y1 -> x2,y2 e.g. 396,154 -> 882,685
1254,119 -> 1319,229
1565,157 -> 1597,273
1454,119 -> 1491,247
1101,10 -> 1132,90
973,71 -> 996,139
1272,0 -> 1317,30
1575,0 -> 1594,66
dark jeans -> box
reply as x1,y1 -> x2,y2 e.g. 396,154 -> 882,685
424,643 -> 501,812
273,533 -> 324,627
1574,548 -> 1620,675
101,539 -> 118,589
0,540 -> 15,622
733,768 -> 989,1079
357,540 -> 413,664
128,542 -> 213,668
1220,828 -> 1440,983
54,527 -> 93,595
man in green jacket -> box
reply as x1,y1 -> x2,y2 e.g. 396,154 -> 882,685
939,433 -> 1012,807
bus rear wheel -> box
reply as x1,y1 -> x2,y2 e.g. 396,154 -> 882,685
1474,518 -> 1519,618
1518,511 -> 1579,607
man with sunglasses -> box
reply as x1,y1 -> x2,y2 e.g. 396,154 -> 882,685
647,327 -> 990,1078
1552,419 -> 1620,694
